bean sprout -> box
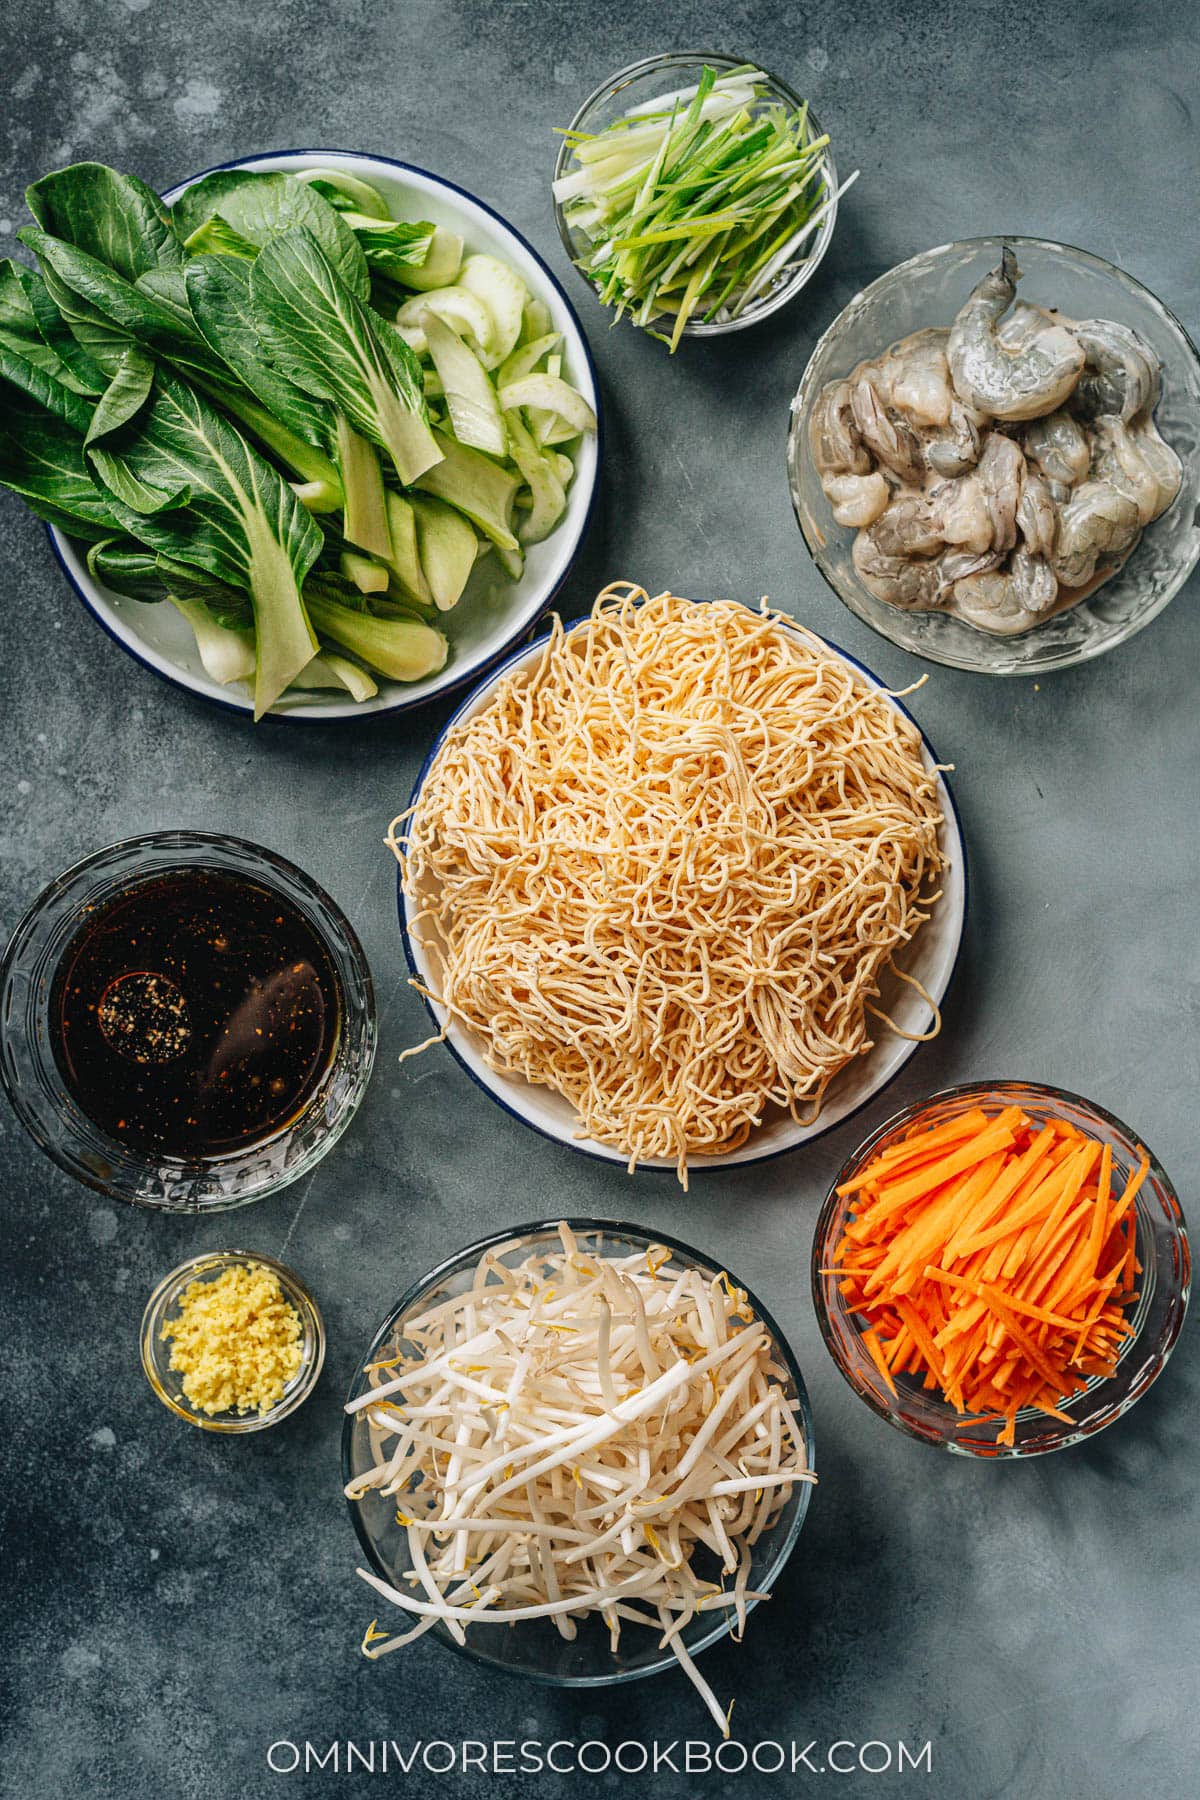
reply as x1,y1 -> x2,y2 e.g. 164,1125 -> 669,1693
346,1225 -> 814,1734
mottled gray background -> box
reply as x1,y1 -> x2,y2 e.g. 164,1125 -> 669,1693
1,2 -> 1197,1796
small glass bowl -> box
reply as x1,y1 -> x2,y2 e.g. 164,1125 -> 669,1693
343,1218 -> 815,1685
554,52 -> 840,340
788,236 -> 1200,673
140,1249 -> 326,1432
812,1081 -> 1190,1457
0,831 -> 377,1211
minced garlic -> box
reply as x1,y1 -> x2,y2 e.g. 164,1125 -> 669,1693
163,1262 -> 303,1416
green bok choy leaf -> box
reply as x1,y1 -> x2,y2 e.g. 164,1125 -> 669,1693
88,372 -> 323,716
249,226 -> 442,487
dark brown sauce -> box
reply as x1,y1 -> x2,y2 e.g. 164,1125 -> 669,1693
50,867 -> 343,1159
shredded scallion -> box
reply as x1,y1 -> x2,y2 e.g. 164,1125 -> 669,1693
555,65 -> 856,348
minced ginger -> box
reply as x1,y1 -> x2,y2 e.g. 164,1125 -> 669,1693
163,1262 -> 303,1416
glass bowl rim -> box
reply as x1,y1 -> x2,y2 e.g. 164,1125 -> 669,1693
341,1215 -> 816,1687
553,49 -> 840,338
140,1247 -> 327,1432
788,233 -> 1200,675
0,827 -> 377,1208
811,1077 -> 1191,1456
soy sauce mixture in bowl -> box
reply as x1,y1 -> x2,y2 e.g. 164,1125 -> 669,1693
51,869 -> 343,1159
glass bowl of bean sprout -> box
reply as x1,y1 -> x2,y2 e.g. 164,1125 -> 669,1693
789,236 -> 1200,673
553,53 -> 843,343
342,1220 -> 815,1719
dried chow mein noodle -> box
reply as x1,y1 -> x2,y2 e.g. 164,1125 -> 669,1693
389,584 -> 946,1184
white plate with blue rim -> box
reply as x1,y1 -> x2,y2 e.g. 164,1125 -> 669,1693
397,610 -> 968,1173
47,148 -> 601,722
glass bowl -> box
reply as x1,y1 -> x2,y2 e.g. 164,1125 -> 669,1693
553,52 -> 840,340
343,1218 -> 815,1685
812,1081 -> 1190,1457
140,1249 -> 325,1432
788,237 -> 1200,673
0,831 -> 377,1210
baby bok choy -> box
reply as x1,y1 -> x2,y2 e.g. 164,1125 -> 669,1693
0,157 -> 597,713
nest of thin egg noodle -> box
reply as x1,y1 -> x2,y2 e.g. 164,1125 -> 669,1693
389,585 -> 946,1183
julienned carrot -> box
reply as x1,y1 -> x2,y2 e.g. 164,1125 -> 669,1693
832,1107 -> 1144,1445
862,1327 -> 897,1397
836,1109 -> 990,1193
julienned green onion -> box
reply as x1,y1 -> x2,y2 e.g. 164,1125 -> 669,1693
555,64 -> 858,350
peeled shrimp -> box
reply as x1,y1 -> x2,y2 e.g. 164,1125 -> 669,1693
930,472 -> 993,553
849,373 -> 925,481
1052,482 -> 1141,588
941,546 -> 1005,586
948,247 -> 1085,421
1090,418 -> 1182,528
996,300 -> 1062,349
951,547 -> 1059,633
809,379 -> 870,478
868,493 -> 946,558
1072,319 -> 1161,422
974,433 -> 1024,555
852,528 -> 944,609
821,471 -> 891,528
1015,468 -> 1058,559
925,401 -> 983,477
811,248 -> 1180,637
885,329 -> 955,427
1021,408 -> 1091,491
885,330 -> 984,474
923,435 -> 1022,557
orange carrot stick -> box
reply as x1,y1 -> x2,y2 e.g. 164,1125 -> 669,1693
862,1328 -> 897,1397
831,1101 -> 1138,1438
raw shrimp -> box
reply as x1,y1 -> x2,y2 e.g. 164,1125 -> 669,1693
849,373 -> 925,481
868,493 -> 945,558
821,471 -> 891,528
926,397 -> 984,477
1021,408 -> 1091,492
1072,319 -> 1161,422
1052,482 -> 1141,588
1015,468 -> 1058,559
809,379 -> 870,478
868,333 -> 978,476
1090,418 -> 1182,527
948,247 -> 1085,421
996,300 -> 1059,348
941,546 -> 1004,586
852,528 -> 944,609
930,471 -> 993,553
886,328 -> 954,427
974,433 -> 1024,555
925,434 -> 1023,556
951,547 -> 1059,633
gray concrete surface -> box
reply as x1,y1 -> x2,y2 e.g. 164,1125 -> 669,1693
1,2 -> 1197,1796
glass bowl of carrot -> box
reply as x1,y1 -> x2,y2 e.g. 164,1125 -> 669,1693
812,1081 -> 1190,1457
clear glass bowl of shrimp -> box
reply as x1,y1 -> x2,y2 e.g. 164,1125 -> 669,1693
788,237 -> 1200,673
